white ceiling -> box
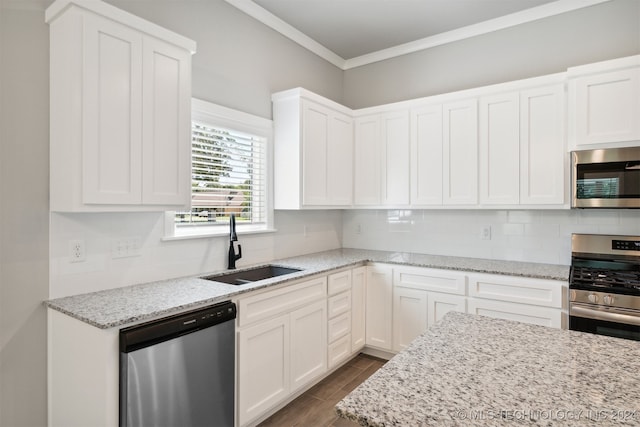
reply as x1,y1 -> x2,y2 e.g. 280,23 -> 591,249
225,0 -> 610,69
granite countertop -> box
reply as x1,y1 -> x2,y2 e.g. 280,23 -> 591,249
336,312 -> 640,426
45,248 -> 569,329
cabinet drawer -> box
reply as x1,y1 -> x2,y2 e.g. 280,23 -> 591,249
468,273 -> 564,308
394,266 -> 466,295
328,291 -> 351,318
328,270 -> 352,295
238,277 -> 327,327
328,333 -> 351,369
328,312 -> 351,342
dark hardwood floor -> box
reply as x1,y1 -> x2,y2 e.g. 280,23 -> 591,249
258,353 -> 386,427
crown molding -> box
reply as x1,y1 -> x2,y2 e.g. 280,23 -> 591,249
224,0 -> 346,69
225,0 -> 611,71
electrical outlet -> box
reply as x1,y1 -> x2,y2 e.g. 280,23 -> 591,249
69,239 -> 85,262
480,226 -> 491,240
303,225 -> 308,238
356,224 -> 362,234
111,236 -> 141,259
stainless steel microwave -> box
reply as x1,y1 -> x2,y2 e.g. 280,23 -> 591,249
572,147 -> 640,208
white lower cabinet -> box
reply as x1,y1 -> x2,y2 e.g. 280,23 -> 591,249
238,314 -> 290,425
392,267 -> 467,352
365,264 -> 393,350
351,266 -> 367,352
289,300 -> 328,393
237,278 -> 327,426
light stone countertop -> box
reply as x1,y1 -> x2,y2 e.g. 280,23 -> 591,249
45,248 -> 569,329
336,311 -> 640,427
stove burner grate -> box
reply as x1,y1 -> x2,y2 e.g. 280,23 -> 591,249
570,267 -> 640,292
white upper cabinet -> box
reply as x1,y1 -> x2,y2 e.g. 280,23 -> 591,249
381,111 -> 411,206
410,105 -> 443,205
47,0 -> 195,212
520,84 -> 566,205
568,55 -> 640,149
354,115 -> 382,205
479,92 -> 520,205
442,99 -> 478,205
272,89 -> 354,209
353,110 -> 410,207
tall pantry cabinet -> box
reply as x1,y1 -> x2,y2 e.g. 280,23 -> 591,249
47,0 -> 196,212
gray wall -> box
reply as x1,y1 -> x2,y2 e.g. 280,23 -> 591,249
0,1 -> 50,426
344,0 -> 640,108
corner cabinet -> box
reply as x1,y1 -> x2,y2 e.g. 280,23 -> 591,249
568,55 -> 640,149
272,89 -> 354,209
46,0 -> 196,212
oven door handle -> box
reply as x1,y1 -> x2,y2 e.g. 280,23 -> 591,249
570,303 -> 640,326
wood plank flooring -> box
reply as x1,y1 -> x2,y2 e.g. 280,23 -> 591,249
258,353 -> 386,427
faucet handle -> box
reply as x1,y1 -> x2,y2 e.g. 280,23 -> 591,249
234,244 -> 242,261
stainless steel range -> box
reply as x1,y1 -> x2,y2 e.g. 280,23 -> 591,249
569,234 -> 640,340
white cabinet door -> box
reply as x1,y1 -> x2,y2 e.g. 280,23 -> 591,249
479,92 -> 520,205
238,314 -> 290,427
82,14 -> 143,205
411,105 -> 443,205
290,300 -> 327,393
141,37 -> 192,206
381,111 -> 410,205
365,265 -> 393,350
354,115 -> 381,205
351,266 -> 366,352
427,292 -> 466,327
467,299 -> 562,328
443,99 -> 478,205
392,287 -> 428,352
571,67 -> 640,146
301,101 -> 330,206
520,85 -> 565,205
327,112 -> 354,205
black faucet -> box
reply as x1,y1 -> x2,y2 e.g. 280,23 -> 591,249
228,213 -> 242,269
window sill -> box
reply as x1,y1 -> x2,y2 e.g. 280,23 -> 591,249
162,225 -> 278,241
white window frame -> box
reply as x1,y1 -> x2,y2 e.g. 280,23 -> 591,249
164,98 -> 275,240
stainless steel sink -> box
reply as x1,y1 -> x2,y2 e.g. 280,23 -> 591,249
201,265 -> 302,285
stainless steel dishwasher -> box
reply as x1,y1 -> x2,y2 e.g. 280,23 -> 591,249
119,301 -> 236,427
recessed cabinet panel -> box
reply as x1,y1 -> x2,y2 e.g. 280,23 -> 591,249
520,85 -> 565,205
83,15 -> 143,205
354,116 -> 381,205
351,266 -> 367,352
392,287 -> 428,352
327,113 -> 354,205
290,300 -> 327,393
411,105 -> 443,205
142,38 -> 191,205
479,92 -> 520,205
443,99 -> 478,205
238,314 -> 290,426
302,103 -> 330,205
365,265 -> 393,350
572,67 -> 640,146
382,111 -> 410,205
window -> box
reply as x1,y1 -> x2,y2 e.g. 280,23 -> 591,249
169,99 -> 273,238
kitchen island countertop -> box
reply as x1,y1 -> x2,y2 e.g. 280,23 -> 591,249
336,311 -> 640,426
45,248 -> 569,329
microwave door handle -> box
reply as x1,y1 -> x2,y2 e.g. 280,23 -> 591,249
571,304 -> 640,326
625,161 -> 640,170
